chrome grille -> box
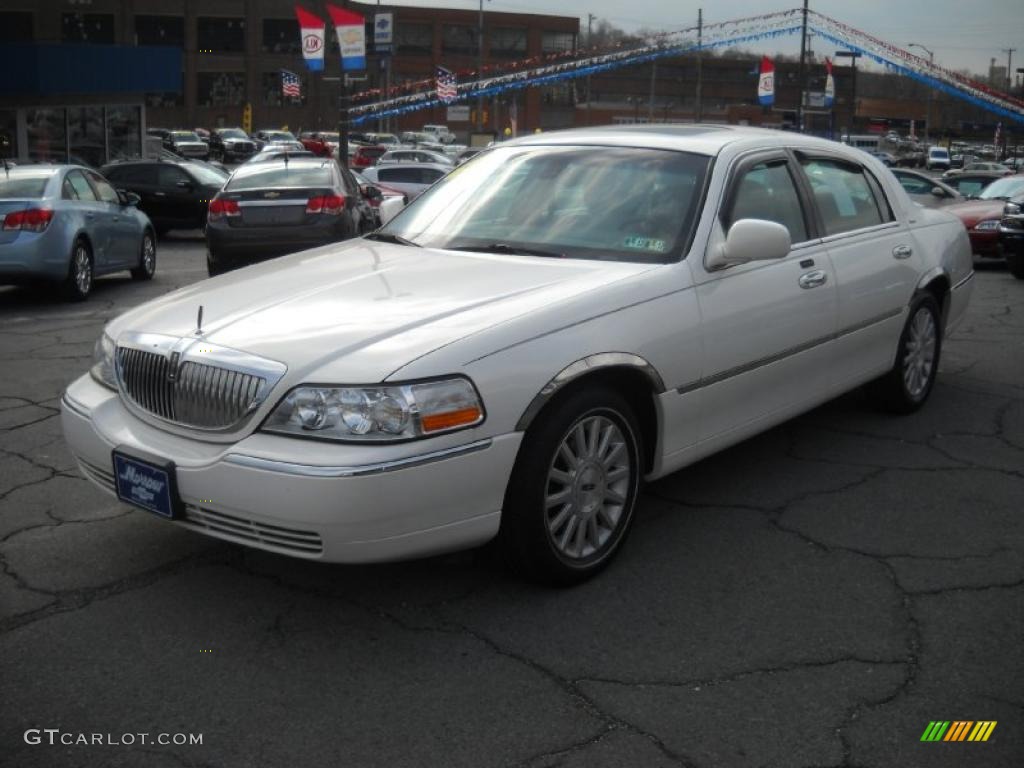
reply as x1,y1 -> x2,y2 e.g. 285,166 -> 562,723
117,345 -> 269,430
183,505 -> 323,556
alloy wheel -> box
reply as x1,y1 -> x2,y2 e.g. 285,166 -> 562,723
544,414 -> 633,560
74,245 -> 92,295
903,306 -> 937,398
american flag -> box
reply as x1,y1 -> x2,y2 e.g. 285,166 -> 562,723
436,66 -> 457,104
281,70 -> 302,99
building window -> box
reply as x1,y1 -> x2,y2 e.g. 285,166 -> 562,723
396,23 -> 432,56
442,25 -> 477,57
146,91 -> 184,108
490,28 -> 527,58
27,108 -> 67,164
0,12 -> 32,43
262,19 -> 300,54
68,107 -> 105,170
107,106 -> 141,162
197,17 -> 246,53
542,31 -> 575,54
62,13 -> 115,44
197,72 -> 246,107
134,16 -> 185,47
262,72 -> 307,106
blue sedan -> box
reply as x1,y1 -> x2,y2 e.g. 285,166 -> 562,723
0,164 -> 156,300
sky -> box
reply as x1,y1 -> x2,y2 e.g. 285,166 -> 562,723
379,0 -> 1024,78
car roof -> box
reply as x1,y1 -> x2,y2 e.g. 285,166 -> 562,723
371,162 -> 451,171
231,157 -> 335,174
505,124 -> 862,157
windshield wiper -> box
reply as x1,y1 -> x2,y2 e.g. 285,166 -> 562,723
448,242 -> 565,258
364,232 -> 421,247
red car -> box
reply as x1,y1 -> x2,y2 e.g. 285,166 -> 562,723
298,131 -> 338,158
944,175 -> 1024,258
350,144 -> 387,169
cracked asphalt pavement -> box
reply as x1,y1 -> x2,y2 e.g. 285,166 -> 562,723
1,237 -> 1022,768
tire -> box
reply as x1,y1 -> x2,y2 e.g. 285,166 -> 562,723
63,238 -> 93,301
130,231 -> 156,280
1006,249 -> 1024,279
868,293 -> 942,413
206,250 -> 228,277
497,385 -> 643,586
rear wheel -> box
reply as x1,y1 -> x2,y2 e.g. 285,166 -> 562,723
497,386 -> 643,585
206,250 -> 229,277
63,239 -> 93,301
868,292 -> 942,413
130,231 -> 156,280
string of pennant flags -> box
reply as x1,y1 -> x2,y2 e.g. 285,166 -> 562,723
291,5 -> 1024,127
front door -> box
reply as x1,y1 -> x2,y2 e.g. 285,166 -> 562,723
691,152 -> 838,443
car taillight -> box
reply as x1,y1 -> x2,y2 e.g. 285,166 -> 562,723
3,208 -> 54,232
208,198 -> 240,221
306,195 -> 345,215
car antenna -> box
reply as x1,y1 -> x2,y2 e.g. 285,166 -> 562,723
2,159 -> 9,179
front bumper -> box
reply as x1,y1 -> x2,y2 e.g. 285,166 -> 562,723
967,229 -> 1001,257
61,374 -> 519,563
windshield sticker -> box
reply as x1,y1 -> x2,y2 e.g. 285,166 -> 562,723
623,236 -> 667,252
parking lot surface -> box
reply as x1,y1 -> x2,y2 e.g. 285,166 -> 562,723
1,237 -> 1021,767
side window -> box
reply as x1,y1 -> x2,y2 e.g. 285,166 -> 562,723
122,165 -> 158,184
896,174 -> 931,195
799,158 -> 886,235
158,165 -> 190,187
726,160 -> 808,243
422,168 -> 445,183
62,177 -> 79,200
87,171 -> 120,204
67,170 -> 98,202
379,167 -> 414,183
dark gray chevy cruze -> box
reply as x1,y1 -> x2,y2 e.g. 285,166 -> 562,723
204,157 -> 376,276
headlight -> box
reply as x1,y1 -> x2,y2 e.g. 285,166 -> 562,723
1004,202 -> 1022,215
973,219 -> 999,231
90,333 -> 117,390
262,377 -> 484,442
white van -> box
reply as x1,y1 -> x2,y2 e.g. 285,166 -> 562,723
421,124 -> 455,144
926,147 -> 951,171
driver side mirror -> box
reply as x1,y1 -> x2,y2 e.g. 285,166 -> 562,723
707,219 -> 792,270
362,185 -> 382,201
117,189 -> 141,206
931,186 -> 948,198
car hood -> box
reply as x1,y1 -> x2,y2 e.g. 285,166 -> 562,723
105,240 -> 653,383
944,200 -> 1004,225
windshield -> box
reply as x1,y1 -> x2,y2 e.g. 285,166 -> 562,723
227,165 -> 333,190
219,129 -> 248,139
378,145 -> 710,263
183,162 -> 228,185
172,132 -> 200,142
978,176 -> 1024,200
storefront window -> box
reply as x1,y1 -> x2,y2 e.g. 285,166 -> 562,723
0,110 -> 16,161
197,72 -> 246,107
396,23 -> 432,56
197,17 -> 246,53
542,31 -> 575,53
68,107 -> 105,169
490,28 -> 527,58
442,25 -> 477,56
135,16 -> 185,47
62,13 -> 115,44
27,108 -> 67,164
107,106 -> 141,162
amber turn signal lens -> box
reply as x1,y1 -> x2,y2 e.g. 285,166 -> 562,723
421,407 -> 482,433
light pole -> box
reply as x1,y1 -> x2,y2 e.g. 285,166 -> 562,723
476,0 -> 488,132
834,50 -> 861,140
908,42 -> 934,146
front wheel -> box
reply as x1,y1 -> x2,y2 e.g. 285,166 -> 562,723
130,231 -> 156,280
497,386 -> 643,585
868,293 -> 942,413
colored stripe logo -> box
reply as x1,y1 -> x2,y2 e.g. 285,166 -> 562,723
921,721 -> 997,742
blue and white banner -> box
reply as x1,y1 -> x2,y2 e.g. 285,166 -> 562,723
374,13 -> 393,53
327,3 -> 365,71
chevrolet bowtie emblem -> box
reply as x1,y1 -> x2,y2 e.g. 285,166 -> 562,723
264,191 -> 281,198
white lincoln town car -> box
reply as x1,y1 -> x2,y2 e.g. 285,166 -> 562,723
62,126 -> 974,584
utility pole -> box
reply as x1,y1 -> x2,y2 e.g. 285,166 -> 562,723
908,43 -> 933,146
1003,48 -> 1016,90
586,14 -> 595,126
695,8 -> 703,123
648,60 -> 657,122
477,0 -> 485,132
796,0 -> 808,131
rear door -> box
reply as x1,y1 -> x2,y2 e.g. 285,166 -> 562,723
795,152 -> 920,383
157,164 -> 199,227
65,170 -> 113,266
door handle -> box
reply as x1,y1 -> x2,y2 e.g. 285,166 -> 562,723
893,244 -> 913,259
154,192 -> 166,197
798,270 -> 828,289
